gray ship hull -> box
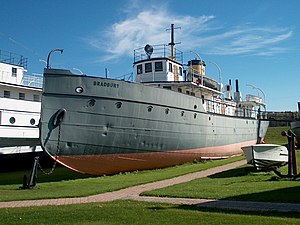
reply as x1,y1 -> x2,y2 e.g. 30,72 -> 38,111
40,69 -> 269,175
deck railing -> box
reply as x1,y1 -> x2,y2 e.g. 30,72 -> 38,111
204,97 -> 266,119
134,44 -> 183,63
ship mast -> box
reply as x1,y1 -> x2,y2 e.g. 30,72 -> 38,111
167,24 -> 180,60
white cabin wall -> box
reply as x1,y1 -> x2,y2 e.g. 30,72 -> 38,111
0,62 -> 25,85
134,59 -> 184,82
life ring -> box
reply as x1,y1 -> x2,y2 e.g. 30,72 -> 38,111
53,108 -> 67,127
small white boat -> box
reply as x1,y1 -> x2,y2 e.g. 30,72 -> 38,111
242,144 -> 288,170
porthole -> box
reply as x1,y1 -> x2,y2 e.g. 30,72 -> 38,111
9,117 -> 15,124
30,118 -> 35,125
194,113 -> 197,119
87,99 -> 96,107
115,102 -> 122,109
194,105 -> 197,109
165,108 -> 170,114
147,106 -> 153,112
208,117 -> 211,121
75,86 -> 84,93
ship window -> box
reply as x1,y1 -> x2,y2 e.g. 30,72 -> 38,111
169,63 -> 173,72
165,108 -> 169,114
181,111 -> 184,116
145,63 -> 152,73
155,62 -> 163,71
33,94 -> 40,102
147,106 -> 153,112
137,64 -> 143,74
12,67 -> 17,77
19,92 -> 25,100
194,113 -> 197,119
4,90 -> 10,98
201,95 -> 205,104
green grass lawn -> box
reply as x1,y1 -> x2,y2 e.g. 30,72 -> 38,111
0,156 -> 242,202
264,126 -> 289,145
143,126 -> 300,203
143,160 -> 300,203
0,200 -> 299,225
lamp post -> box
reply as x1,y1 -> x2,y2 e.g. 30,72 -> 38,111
246,84 -> 266,109
246,84 -> 260,97
256,87 -> 266,105
73,68 -> 83,75
208,61 -> 222,84
39,59 -> 47,67
190,50 -> 202,61
46,48 -> 64,69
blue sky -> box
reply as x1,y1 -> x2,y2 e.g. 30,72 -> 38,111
1,0 -> 299,111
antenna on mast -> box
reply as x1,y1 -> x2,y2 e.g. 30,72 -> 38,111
166,24 -> 181,60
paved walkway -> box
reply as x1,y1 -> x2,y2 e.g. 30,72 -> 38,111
1,160 -> 300,212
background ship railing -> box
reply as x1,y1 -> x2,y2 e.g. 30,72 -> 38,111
134,44 -> 183,63
0,49 -> 27,69
22,73 -> 43,88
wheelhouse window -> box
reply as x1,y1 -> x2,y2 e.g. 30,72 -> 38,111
155,61 -> 163,72
178,67 -> 183,76
145,63 -> 152,73
12,67 -> 17,77
169,63 -> 173,72
4,90 -> 10,98
19,92 -> 25,100
137,64 -> 143,74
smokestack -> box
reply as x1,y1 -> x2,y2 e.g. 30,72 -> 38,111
235,79 -> 239,92
234,79 -> 241,103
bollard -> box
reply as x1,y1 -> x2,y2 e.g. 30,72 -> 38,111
288,130 -> 298,176
28,156 -> 39,188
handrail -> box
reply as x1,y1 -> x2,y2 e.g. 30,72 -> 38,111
134,44 -> 183,63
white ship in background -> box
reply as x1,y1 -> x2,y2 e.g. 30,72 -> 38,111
0,49 -> 42,155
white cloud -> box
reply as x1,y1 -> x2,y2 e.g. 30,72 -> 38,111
86,4 -> 292,62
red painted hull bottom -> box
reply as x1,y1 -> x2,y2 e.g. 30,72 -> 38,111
52,140 -> 256,176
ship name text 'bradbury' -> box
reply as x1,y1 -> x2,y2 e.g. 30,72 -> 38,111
93,81 -> 119,88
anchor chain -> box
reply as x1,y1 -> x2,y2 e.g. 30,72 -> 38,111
38,123 -> 62,175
